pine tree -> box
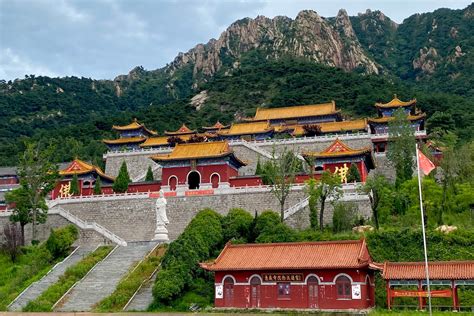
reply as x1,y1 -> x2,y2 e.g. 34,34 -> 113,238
347,163 -> 361,182
69,174 -> 80,195
145,166 -> 154,182
93,176 -> 102,194
113,161 -> 131,193
255,157 -> 262,175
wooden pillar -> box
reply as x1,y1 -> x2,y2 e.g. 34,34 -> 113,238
386,282 -> 391,310
418,280 -> 423,310
452,280 -> 459,311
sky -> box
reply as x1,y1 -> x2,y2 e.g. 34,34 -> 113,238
0,0 -> 471,81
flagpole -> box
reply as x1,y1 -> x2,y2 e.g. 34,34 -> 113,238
416,143 -> 432,315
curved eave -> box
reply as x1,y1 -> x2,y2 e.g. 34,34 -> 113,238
375,99 -> 416,108
60,168 -> 115,182
217,128 -> 274,136
151,153 -> 246,166
102,137 -> 146,145
368,113 -> 426,124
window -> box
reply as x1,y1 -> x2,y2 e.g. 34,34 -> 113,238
278,282 -> 291,299
336,276 -> 351,299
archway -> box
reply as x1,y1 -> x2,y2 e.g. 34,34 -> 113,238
168,176 -> 177,191
250,276 -> 261,308
187,171 -> 200,190
307,276 -> 319,308
223,277 -> 234,307
211,173 -> 220,189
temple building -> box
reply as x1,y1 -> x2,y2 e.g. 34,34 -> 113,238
290,119 -> 368,136
151,141 -> 245,191
103,119 -> 157,151
52,159 -> 115,199
202,121 -> 229,136
200,240 -> 376,311
164,124 -> 196,137
0,167 -> 19,211
303,139 -> 374,182
218,121 -> 274,141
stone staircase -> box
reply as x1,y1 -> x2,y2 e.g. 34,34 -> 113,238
8,245 -> 96,311
56,241 -> 157,312
123,271 -> 158,311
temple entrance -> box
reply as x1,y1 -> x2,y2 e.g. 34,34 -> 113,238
187,171 -> 200,190
250,277 -> 261,308
168,176 -> 177,191
224,277 -> 234,307
211,173 -> 219,188
307,276 -> 319,308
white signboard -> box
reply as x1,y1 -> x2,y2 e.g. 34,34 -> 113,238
215,285 -> 223,299
352,284 -> 361,299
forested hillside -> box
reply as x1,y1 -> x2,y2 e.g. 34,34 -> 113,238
0,5 -> 472,166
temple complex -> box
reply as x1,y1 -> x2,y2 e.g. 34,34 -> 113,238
103,119 -> 157,151
303,139 -> 374,183
151,141 -> 245,191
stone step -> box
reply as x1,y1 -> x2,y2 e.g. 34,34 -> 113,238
8,245 -> 97,311
124,272 -> 158,311
56,241 -> 157,312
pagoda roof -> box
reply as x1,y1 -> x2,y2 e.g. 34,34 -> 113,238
375,95 -> 416,108
368,113 -> 426,124
303,138 -> 372,159
202,121 -> 229,130
252,101 -> 339,121
291,119 -> 367,136
140,134 -> 196,148
151,141 -> 246,165
102,137 -> 146,145
59,159 -> 115,181
200,239 -> 372,271
218,121 -> 273,136
164,124 -> 196,136
382,261 -> 474,280
112,119 -> 157,135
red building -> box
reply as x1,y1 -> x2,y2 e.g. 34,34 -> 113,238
151,141 -> 246,191
303,139 -> 375,182
201,240 -> 377,311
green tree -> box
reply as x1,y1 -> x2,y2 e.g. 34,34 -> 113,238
11,142 -> 59,243
222,208 -> 254,242
69,174 -> 80,196
255,157 -> 263,176
262,148 -> 301,221
387,108 -> 416,187
315,171 -> 342,231
332,202 -> 357,233
145,166 -> 154,182
5,186 -> 33,245
346,163 -> 361,183
305,178 -> 319,229
361,174 -> 391,229
93,176 -> 102,195
113,161 -> 131,193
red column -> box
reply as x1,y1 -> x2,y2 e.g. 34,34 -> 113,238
386,282 -> 391,310
452,280 -> 458,311
418,281 -> 423,310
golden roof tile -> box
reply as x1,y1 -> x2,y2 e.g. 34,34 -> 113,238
202,121 -> 229,130
303,138 -> 372,158
164,124 -> 196,136
102,137 -> 146,145
290,119 -> 368,136
59,159 -> 114,181
218,121 -> 273,136
375,94 -> 416,108
368,113 -> 426,123
112,118 -> 157,135
252,101 -> 338,121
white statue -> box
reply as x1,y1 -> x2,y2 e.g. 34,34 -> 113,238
153,189 -> 169,241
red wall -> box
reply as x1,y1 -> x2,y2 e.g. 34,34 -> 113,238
162,163 -> 238,188
230,176 -> 263,187
214,269 -> 375,310
323,161 -> 368,183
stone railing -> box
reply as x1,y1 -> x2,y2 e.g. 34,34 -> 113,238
370,130 -> 427,140
284,197 -> 309,219
53,207 -> 127,246
229,132 -> 371,146
47,192 -> 151,207
104,146 -> 172,158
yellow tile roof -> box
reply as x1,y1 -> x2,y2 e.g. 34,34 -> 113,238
368,113 -> 426,123
290,119 -> 368,136
202,121 -> 229,130
218,121 -> 273,136
139,136 -> 170,147
112,119 -> 157,135
59,159 -> 114,180
375,95 -> 416,108
303,139 -> 371,158
165,124 -> 196,136
151,141 -> 245,164
103,137 -> 146,145
253,101 -> 338,121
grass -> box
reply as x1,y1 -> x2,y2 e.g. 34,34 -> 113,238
93,244 -> 166,312
22,245 -> 113,312
0,245 -> 56,311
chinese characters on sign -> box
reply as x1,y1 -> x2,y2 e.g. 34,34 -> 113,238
59,182 -> 72,198
262,273 -> 303,282
334,163 -> 349,183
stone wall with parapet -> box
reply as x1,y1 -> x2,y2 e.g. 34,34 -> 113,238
0,213 -> 110,246
104,152 -> 162,181
1,187 -> 370,245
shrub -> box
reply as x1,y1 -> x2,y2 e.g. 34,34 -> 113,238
254,210 -> 297,243
222,208 -> 254,242
113,161 -> 131,193
145,166 -> 154,182
45,225 -> 78,259
346,163 -> 361,183
93,176 -> 102,194
69,174 -> 80,196
332,202 -> 358,233
153,209 -> 223,305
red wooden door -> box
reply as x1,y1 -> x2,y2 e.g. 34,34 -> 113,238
169,176 -> 177,191
307,276 -> 319,309
250,277 -> 260,308
224,278 -> 234,307
211,174 -> 219,188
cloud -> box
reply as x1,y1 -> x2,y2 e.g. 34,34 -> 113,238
0,48 -> 59,80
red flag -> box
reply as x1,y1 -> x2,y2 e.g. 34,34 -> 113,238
418,149 -> 436,175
